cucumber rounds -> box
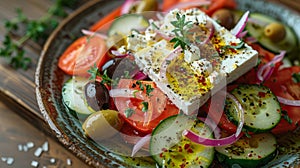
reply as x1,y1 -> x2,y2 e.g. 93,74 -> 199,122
225,84 -> 281,133
149,115 -> 215,168
246,13 -> 298,53
216,133 -> 277,168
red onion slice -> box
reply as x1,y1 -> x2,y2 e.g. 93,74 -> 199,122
133,71 -> 148,80
245,36 -> 258,43
155,30 -> 174,41
159,47 -> 182,80
277,96 -> 300,106
231,11 -> 250,37
165,0 -> 211,12
236,30 -> 248,39
110,50 -> 130,58
256,51 -> 286,83
182,130 -> 243,146
131,134 -> 151,157
121,0 -> 137,15
109,89 -> 145,100
183,92 -> 245,146
200,22 -> 215,45
81,29 -> 108,39
248,18 -> 268,27
198,117 -> 221,139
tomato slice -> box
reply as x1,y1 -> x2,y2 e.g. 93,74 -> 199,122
58,36 -> 109,76
89,7 -> 121,32
114,79 -> 179,134
263,66 -> 300,134
162,0 -> 180,11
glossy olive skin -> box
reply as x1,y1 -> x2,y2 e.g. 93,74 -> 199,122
212,9 -> 235,30
264,22 -> 286,42
82,110 -> 123,141
84,81 -> 110,112
136,0 -> 159,13
101,57 -> 139,79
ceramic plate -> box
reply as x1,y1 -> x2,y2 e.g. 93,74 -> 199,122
35,0 -> 300,167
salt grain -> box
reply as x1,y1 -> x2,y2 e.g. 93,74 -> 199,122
42,141 -> 49,152
27,142 -> 34,148
67,158 -> 72,166
18,144 -> 23,151
23,145 -> 28,152
6,157 -> 14,165
1,157 -> 7,162
34,147 -> 43,157
31,160 -> 39,167
50,158 -> 56,164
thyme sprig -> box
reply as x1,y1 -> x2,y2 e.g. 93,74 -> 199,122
170,13 -> 193,50
0,0 -> 80,70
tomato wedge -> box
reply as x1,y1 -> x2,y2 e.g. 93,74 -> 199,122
89,7 -> 122,32
114,79 -> 179,134
58,36 -> 109,76
204,0 -> 237,16
264,66 -> 300,134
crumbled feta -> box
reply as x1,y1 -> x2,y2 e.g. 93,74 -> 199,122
184,44 -> 201,63
127,31 -> 147,52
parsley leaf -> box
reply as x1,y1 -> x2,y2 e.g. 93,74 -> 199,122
141,102 -> 149,112
282,110 -> 293,124
87,63 -> 101,80
292,72 -> 300,83
125,108 -> 135,118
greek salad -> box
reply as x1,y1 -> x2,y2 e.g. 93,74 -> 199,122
58,0 -> 300,167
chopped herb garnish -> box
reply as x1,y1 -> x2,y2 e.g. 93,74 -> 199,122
282,110 -> 293,124
125,108 -> 135,118
145,84 -> 154,96
101,70 -> 114,85
124,70 -> 130,79
136,81 -> 144,90
141,102 -> 149,112
87,63 -> 101,80
242,128 -> 251,138
292,72 -> 300,83
221,41 -> 245,50
151,22 -> 159,30
133,90 -> 139,98
170,13 -> 193,50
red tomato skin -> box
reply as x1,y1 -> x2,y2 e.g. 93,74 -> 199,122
58,36 -> 109,76
114,79 -> 179,134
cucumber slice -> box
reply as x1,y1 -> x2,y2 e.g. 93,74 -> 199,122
150,115 -> 214,168
246,13 -> 298,53
62,77 -> 94,115
108,14 -> 149,36
216,133 -> 277,168
225,84 -> 281,133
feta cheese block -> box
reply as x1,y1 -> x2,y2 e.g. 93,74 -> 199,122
126,9 -> 258,114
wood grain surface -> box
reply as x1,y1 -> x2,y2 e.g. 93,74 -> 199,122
0,0 -> 299,167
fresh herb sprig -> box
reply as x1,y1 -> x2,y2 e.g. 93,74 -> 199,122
0,0 -> 79,70
170,13 -> 193,50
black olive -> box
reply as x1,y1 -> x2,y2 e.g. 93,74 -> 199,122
101,57 -> 139,79
212,9 -> 235,30
84,81 -> 110,111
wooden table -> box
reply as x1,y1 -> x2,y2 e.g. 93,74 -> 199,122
0,0 -> 299,167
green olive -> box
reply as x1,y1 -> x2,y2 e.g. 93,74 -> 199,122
82,110 -> 123,141
212,9 -> 235,30
264,22 -> 286,42
136,0 -> 159,13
